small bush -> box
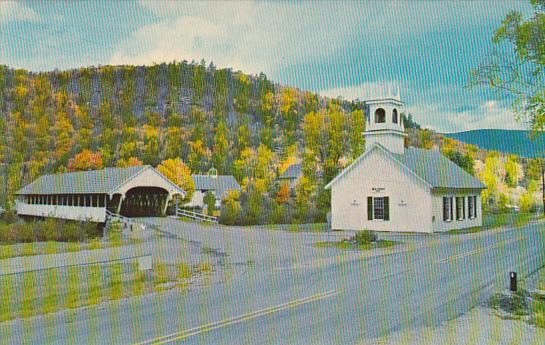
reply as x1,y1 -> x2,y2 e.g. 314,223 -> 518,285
12,223 -> 35,243
353,230 -> 377,244
39,219 -> 58,241
81,221 -> 100,238
0,224 -> 10,243
0,211 -> 17,224
59,222 -> 87,242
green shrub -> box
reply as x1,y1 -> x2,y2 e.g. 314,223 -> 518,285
0,211 -> 17,224
219,199 -> 242,225
12,223 -> 35,243
0,224 -> 10,242
81,221 -> 100,238
39,219 -> 58,242
353,230 -> 377,244
204,191 -> 216,216
59,222 -> 87,242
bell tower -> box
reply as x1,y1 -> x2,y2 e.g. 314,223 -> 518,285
363,96 -> 407,155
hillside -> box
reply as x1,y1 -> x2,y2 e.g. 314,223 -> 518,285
0,62 -> 364,211
442,130 -> 545,158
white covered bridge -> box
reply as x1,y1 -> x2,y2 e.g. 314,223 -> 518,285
15,166 -> 186,223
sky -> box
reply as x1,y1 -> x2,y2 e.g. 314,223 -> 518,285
0,1 -> 534,132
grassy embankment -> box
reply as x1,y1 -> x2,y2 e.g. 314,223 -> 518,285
0,218 -> 140,260
447,212 -> 540,235
0,261 -> 211,322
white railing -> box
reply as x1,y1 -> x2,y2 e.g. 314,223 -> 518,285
176,208 -> 218,224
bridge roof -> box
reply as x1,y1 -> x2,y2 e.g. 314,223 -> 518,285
16,166 -> 185,196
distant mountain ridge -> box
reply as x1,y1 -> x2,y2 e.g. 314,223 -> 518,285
442,129 -> 545,158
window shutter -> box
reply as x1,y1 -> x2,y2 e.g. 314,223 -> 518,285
367,197 -> 373,220
443,197 -> 448,221
474,196 -> 478,218
449,197 -> 454,220
463,197 -> 466,219
384,197 -> 390,221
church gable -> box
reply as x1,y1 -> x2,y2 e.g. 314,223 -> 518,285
326,144 -> 432,192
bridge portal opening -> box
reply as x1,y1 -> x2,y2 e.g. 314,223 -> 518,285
118,187 -> 170,217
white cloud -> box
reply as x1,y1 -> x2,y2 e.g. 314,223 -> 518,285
321,82 -> 527,132
0,2 -> 40,23
406,101 -> 528,133
320,81 -> 404,101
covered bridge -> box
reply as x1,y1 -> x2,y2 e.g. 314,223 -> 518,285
15,166 -> 186,223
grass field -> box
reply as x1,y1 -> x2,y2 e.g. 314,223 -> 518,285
0,261 -> 206,322
0,238 -> 140,260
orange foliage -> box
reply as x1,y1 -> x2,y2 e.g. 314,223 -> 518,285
276,181 -> 290,204
116,157 -> 144,168
67,150 -> 104,172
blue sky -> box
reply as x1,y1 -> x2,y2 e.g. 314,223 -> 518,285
0,1 -> 533,132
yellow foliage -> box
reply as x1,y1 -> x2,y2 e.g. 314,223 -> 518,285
116,157 -> 144,168
156,158 -> 195,201
279,156 -> 298,174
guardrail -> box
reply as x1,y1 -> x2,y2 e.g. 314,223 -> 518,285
176,208 -> 218,224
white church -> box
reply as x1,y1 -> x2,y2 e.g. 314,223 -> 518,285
325,96 -> 486,233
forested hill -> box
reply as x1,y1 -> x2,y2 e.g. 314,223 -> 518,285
0,61 -> 366,207
442,130 -> 545,158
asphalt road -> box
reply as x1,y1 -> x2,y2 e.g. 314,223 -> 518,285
1,219 -> 544,344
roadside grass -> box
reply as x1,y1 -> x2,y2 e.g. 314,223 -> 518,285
0,260 -> 205,322
0,238 -> 140,261
530,270 -> 545,328
447,212 -> 540,235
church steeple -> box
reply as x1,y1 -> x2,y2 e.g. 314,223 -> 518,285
363,95 -> 407,155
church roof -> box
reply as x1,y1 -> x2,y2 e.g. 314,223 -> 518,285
16,166 -> 186,196
390,147 -> 485,190
325,144 -> 485,191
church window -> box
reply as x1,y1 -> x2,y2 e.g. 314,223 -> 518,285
456,196 -> 465,220
368,196 -> 389,221
443,197 -> 453,221
468,196 -> 477,219
375,108 -> 386,123
392,109 -> 398,124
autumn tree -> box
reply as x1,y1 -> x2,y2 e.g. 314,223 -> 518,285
212,120 -> 230,174
156,158 -> 194,203
443,150 -> 475,175
116,157 -> 144,168
324,105 -> 346,183
472,0 -> 545,134
67,150 -> 103,172
505,155 -> 522,188
472,0 -> 545,214
349,109 -> 365,159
